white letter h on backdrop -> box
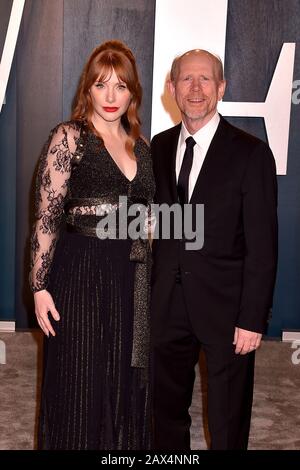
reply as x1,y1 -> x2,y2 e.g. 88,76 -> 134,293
0,0 -> 25,113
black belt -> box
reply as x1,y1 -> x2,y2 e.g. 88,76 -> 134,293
66,222 -> 118,238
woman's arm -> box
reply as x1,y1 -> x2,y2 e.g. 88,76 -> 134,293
30,123 -> 78,335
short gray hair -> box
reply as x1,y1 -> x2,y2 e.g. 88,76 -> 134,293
170,49 -> 224,82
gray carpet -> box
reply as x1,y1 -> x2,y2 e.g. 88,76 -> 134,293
0,332 -> 299,450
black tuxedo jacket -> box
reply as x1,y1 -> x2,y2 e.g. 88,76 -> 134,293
151,116 -> 278,342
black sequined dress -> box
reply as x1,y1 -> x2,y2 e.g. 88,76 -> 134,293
30,121 -> 155,450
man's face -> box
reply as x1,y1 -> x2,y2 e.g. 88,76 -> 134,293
169,52 -> 226,130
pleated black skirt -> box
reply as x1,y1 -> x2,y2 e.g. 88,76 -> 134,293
38,230 -> 152,450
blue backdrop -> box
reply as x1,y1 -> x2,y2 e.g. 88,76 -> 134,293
0,0 -> 299,336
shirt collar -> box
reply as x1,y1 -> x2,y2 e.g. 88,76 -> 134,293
179,112 -> 220,152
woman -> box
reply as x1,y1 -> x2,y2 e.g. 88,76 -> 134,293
29,40 -> 155,450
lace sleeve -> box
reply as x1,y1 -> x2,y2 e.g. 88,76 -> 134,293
29,123 -> 79,293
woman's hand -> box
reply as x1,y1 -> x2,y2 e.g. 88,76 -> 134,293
34,290 -> 60,337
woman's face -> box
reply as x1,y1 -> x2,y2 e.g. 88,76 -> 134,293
89,68 -> 132,125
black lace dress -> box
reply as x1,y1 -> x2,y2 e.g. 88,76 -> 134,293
30,121 -> 155,450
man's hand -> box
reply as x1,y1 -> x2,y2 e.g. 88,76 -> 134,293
233,327 -> 262,355
34,289 -> 60,337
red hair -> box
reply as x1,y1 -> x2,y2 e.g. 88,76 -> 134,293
72,40 -> 142,157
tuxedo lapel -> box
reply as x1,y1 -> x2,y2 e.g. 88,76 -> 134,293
189,116 -> 234,204
167,124 -> 181,202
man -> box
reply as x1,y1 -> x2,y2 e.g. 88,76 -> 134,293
150,49 -> 278,450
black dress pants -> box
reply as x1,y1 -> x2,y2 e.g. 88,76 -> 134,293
152,283 -> 255,450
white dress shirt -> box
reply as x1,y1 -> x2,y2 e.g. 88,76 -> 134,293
175,112 -> 220,202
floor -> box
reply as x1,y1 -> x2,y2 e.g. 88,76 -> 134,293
0,332 -> 299,450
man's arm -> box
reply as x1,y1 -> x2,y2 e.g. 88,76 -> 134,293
237,141 -> 278,335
